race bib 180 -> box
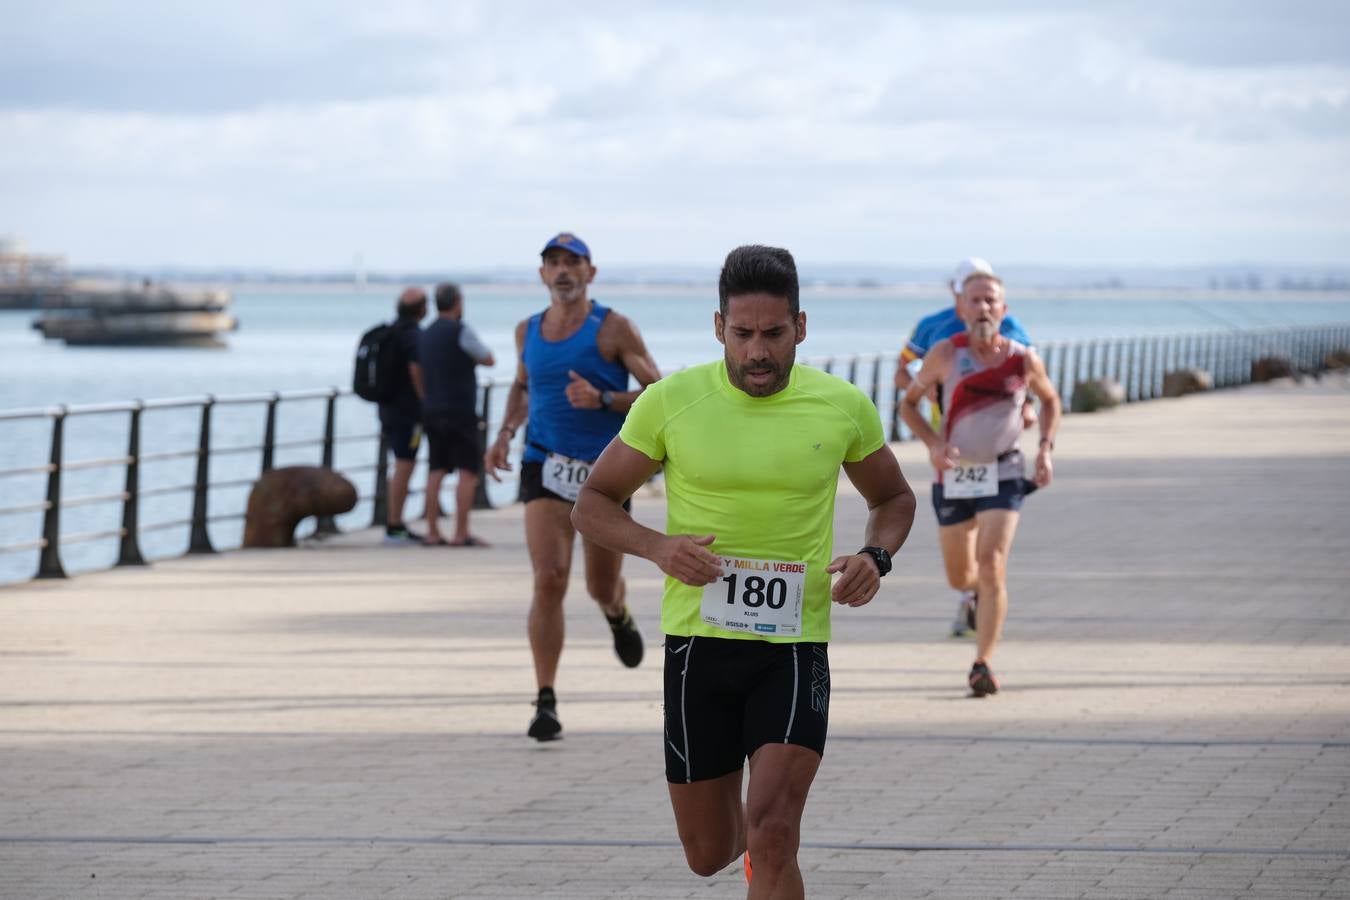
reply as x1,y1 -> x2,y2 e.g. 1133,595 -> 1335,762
542,452 -> 591,502
700,555 -> 806,637
944,460 -> 997,499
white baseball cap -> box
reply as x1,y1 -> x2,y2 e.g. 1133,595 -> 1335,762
949,256 -> 996,293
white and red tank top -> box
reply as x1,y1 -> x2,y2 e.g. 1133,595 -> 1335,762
939,333 -> 1028,483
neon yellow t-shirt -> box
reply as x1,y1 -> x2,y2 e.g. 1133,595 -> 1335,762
619,360 -> 885,643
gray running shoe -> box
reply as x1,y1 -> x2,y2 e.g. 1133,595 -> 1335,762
950,593 -> 977,638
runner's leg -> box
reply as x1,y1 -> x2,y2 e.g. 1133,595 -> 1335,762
938,519 -> 978,592
668,770 -> 746,877
583,537 -> 644,666
744,743 -> 820,900
972,508 -> 1020,663
524,499 -> 576,689
582,537 -> 626,619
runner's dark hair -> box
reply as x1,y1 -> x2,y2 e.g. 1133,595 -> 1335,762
718,245 -> 799,316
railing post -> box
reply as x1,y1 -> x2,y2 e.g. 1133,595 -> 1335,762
188,396 -> 216,555
36,407 -> 68,579
371,431 -> 389,528
1123,340 -> 1137,401
314,389 -> 340,535
261,392 -> 279,473
473,383 -> 493,510
847,357 -> 858,387
116,402 -> 147,567
868,356 -> 881,409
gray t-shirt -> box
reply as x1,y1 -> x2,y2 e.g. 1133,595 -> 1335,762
457,322 -> 492,363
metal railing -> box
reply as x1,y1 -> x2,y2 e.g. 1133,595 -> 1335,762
2,322 -> 1347,583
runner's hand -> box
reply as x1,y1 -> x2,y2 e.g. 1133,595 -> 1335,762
565,370 -> 600,409
1035,446 -> 1053,487
827,554 -> 881,607
484,433 -> 513,483
929,442 -> 959,472
654,534 -> 722,587
1022,401 -> 1038,430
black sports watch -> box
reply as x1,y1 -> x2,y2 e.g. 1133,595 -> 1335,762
599,390 -> 615,410
857,546 -> 892,577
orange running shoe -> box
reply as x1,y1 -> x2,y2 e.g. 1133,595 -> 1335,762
743,851 -> 752,883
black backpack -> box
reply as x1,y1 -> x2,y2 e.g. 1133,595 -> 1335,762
353,321 -> 405,402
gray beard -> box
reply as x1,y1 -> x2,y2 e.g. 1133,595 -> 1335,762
970,320 -> 997,341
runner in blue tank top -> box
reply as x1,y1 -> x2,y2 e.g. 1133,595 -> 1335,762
486,232 -> 662,741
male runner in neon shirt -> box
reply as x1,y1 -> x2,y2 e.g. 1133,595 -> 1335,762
574,245 -> 916,897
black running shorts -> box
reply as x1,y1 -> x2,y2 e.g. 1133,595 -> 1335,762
663,634 -> 830,784
519,460 -> 631,511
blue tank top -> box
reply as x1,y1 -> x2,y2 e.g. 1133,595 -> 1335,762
522,301 -> 630,463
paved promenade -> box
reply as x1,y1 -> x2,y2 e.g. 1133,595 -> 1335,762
2,375 -> 1348,899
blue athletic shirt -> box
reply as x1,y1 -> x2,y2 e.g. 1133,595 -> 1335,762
902,307 -> 1032,363
521,301 -> 630,463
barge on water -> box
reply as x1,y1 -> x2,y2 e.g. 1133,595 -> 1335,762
33,281 -> 238,347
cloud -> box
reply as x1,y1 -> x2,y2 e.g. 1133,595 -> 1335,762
1,1 -> 1348,267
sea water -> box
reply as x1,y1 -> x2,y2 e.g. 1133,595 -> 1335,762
3,284 -> 1349,583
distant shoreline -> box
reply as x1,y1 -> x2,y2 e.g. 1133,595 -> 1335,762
215,281 -> 1350,303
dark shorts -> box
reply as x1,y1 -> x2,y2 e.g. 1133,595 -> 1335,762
519,460 -> 631,511
424,411 -> 483,474
381,413 -> 422,462
663,634 -> 830,784
931,477 -> 1036,527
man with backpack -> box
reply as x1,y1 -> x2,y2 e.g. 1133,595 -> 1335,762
355,287 -> 428,543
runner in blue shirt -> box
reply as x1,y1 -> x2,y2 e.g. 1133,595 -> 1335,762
485,232 -> 663,742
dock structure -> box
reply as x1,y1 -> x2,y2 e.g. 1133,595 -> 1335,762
1,376 -> 1348,899
0,243 -> 69,309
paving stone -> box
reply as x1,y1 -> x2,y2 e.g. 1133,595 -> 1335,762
2,377 -> 1349,898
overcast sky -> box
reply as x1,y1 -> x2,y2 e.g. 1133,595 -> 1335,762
2,0 -> 1348,271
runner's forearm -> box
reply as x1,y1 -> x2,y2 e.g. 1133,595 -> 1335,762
497,382 -> 529,436
899,397 -> 941,450
572,485 -> 666,561
863,489 -> 917,557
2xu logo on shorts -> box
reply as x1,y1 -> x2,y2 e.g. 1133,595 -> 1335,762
809,646 -> 829,715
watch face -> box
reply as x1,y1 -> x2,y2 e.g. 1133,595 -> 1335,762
863,547 -> 890,575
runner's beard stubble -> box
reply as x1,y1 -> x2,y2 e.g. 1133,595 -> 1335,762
727,356 -> 790,397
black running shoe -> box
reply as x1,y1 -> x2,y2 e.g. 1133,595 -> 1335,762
528,700 -> 562,741
968,660 -> 1000,697
609,608 -> 644,668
